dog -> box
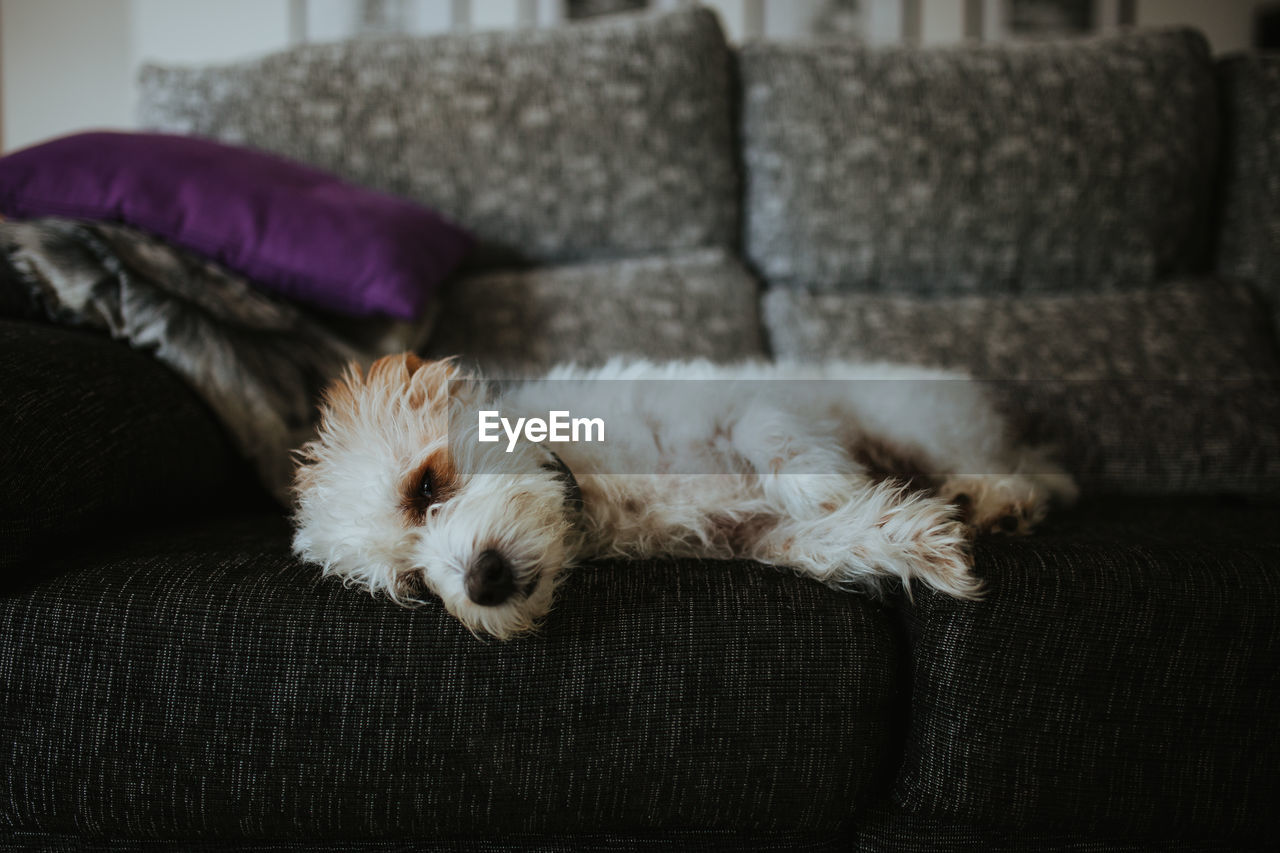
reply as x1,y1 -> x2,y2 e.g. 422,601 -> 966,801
293,354 -> 1076,639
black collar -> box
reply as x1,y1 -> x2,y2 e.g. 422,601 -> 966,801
544,450 -> 584,517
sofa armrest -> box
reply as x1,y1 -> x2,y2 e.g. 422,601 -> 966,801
1,319 -> 248,584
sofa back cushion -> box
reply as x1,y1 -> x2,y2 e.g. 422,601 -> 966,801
138,8 -> 738,270
741,29 -> 1218,294
425,249 -> 764,375
1215,55 -> 1280,331
764,281 -> 1280,496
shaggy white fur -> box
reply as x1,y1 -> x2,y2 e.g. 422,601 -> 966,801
293,355 -> 1076,639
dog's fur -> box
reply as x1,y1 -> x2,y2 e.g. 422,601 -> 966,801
293,354 -> 1076,639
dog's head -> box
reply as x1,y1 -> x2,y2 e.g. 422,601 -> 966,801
292,353 -> 583,639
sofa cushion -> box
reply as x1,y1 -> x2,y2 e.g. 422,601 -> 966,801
0,511 -> 902,839
741,29 -> 1218,294
425,249 -> 764,374
893,496 -> 1280,842
852,803 -> 1273,852
763,281 -> 1280,495
0,318 -> 245,583
138,8 -> 738,270
1,830 -> 856,852
1216,55 -> 1280,331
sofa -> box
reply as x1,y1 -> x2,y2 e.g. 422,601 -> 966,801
2,7 -> 1278,850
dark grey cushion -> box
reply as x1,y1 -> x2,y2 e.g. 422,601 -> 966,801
0,512 -> 901,839
892,496 -> 1280,842
0,319 -> 244,581
1216,54 -> 1280,330
138,8 -> 738,270
0,831 -> 855,851
425,249 -> 764,374
763,281 -> 1280,495
853,803 -> 1273,852
741,29 -> 1218,294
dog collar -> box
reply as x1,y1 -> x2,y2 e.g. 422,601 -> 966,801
544,449 -> 584,517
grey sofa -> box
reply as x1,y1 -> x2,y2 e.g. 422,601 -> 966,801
2,7 -> 1278,850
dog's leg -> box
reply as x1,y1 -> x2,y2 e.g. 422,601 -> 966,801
749,480 -> 979,598
840,376 -> 1077,537
726,402 -> 867,520
936,455 -> 1078,536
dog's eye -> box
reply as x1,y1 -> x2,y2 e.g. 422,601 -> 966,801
401,456 -> 453,525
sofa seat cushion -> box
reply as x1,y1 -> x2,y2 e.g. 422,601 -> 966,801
851,803 -> 1273,852
0,512 -> 901,840
895,496 -> 1280,842
425,249 -> 765,374
741,28 -> 1217,294
138,7 -> 738,270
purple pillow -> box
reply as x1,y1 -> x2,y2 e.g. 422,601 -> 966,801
0,132 -> 472,319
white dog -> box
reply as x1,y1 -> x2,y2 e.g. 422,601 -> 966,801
293,354 -> 1076,639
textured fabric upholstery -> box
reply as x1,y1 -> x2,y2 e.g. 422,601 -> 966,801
1,830 -> 853,851
894,497 -> 1280,842
741,29 -> 1218,294
425,250 -> 764,374
0,319 -> 243,581
763,281 -> 1280,495
1216,55 -> 1280,330
0,512 -> 902,840
852,804 -> 1274,852
138,8 -> 738,270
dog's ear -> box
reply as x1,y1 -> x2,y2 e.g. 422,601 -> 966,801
315,353 -> 475,423
407,356 -> 467,410
368,351 -> 428,383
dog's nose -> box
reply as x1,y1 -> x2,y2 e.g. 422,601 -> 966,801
466,549 -> 516,607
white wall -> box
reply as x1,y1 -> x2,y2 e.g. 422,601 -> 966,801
0,0 -> 1270,152
132,0 -> 294,64
1,0 -> 135,151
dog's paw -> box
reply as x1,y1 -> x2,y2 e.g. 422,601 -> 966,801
939,475 -> 1052,537
876,494 -> 981,598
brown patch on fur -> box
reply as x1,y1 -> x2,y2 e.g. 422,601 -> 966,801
312,356 -> 463,435
394,570 -> 429,601
707,511 -> 781,553
852,434 -> 940,493
368,352 -> 423,382
400,448 -> 460,525
820,501 -> 838,513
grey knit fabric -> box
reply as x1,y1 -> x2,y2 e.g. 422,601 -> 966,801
0,512 -> 901,840
894,496 -> 1280,842
764,280 -> 1278,380
425,249 -> 764,374
138,8 -> 738,270
1216,54 -> 1280,330
740,29 -> 1218,294
763,281 -> 1280,495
